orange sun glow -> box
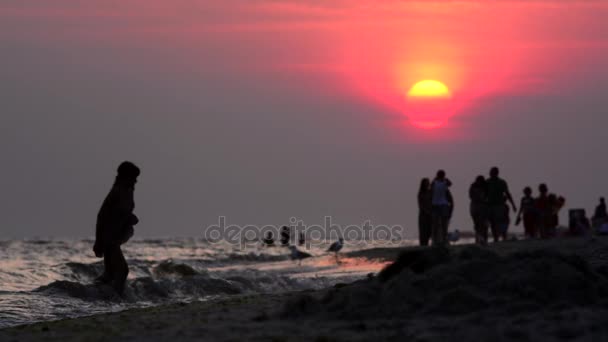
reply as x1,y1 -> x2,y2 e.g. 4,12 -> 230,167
406,80 -> 454,129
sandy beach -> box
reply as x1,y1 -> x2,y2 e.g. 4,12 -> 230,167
2,237 -> 608,341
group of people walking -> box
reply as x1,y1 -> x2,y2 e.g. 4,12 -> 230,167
418,167 -> 567,246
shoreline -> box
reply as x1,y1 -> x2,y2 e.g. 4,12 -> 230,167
2,237 -> 608,341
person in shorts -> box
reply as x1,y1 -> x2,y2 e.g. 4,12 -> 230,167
486,167 -> 517,243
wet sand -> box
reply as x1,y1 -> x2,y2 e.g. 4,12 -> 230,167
3,237 -> 608,341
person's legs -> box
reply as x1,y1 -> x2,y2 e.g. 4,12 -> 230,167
95,245 -> 114,284
473,216 -> 483,244
441,209 -> 449,245
523,213 -> 535,238
106,244 -> 129,294
431,206 -> 442,246
423,214 -> 432,246
481,219 -> 489,244
500,223 -> 508,241
419,213 -> 431,246
489,206 -> 500,243
471,205 -> 484,244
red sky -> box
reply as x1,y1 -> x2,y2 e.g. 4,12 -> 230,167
5,1 -> 606,131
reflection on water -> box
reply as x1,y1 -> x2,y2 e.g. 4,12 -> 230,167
0,238 -> 416,328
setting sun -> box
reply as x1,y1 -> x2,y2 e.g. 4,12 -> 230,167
407,80 -> 452,99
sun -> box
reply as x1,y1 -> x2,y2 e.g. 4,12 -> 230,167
407,80 -> 451,99
405,80 -> 453,129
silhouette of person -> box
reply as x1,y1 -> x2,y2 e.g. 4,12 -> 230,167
545,194 -> 565,237
263,232 -> 275,246
569,209 -> 590,236
430,170 -> 452,246
93,161 -> 140,294
298,232 -> 305,246
535,183 -> 551,238
592,197 -> 608,227
516,187 -> 537,238
417,178 -> 432,246
280,226 -> 290,246
469,175 -> 489,244
486,167 -> 517,243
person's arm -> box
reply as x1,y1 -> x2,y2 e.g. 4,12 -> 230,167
504,182 -> 517,212
515,198 -> 524,225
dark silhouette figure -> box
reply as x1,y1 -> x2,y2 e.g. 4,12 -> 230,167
545,194 -> 565,237
592,197 -> 608,227
93,161 -> 140,294
569,209 -> 590,236
535,183 -> 553,238
263,232 -> 275,246
516,187 -> 538,238
280,226 -> 290,246
298,232 -> 305,246
430,170 -> 452,246
469,175 -> 489,244
417,178 -> 432,246
486,167 -> 517,242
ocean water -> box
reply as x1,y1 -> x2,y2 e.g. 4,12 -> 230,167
0,238 -> 415,328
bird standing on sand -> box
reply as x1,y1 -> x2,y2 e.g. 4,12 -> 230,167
288,246 -> 312,265
327,238 -> 344,263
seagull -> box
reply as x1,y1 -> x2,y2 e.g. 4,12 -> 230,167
327,238 -> 344,263
288,246 -> 312,265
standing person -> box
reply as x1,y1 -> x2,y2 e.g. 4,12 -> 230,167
430,170 -> 452,246
592,197 -> 608,228
486,167 -> 517,243
93,161 -> 140,295
417,178 -> 432,246
516,187 -> 537,238
535,184 -> 551,238
469,176 -> 489,244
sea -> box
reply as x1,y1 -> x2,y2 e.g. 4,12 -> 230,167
0,237 -> 419,329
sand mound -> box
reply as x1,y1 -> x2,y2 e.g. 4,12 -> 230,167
284,245 -> 608,319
